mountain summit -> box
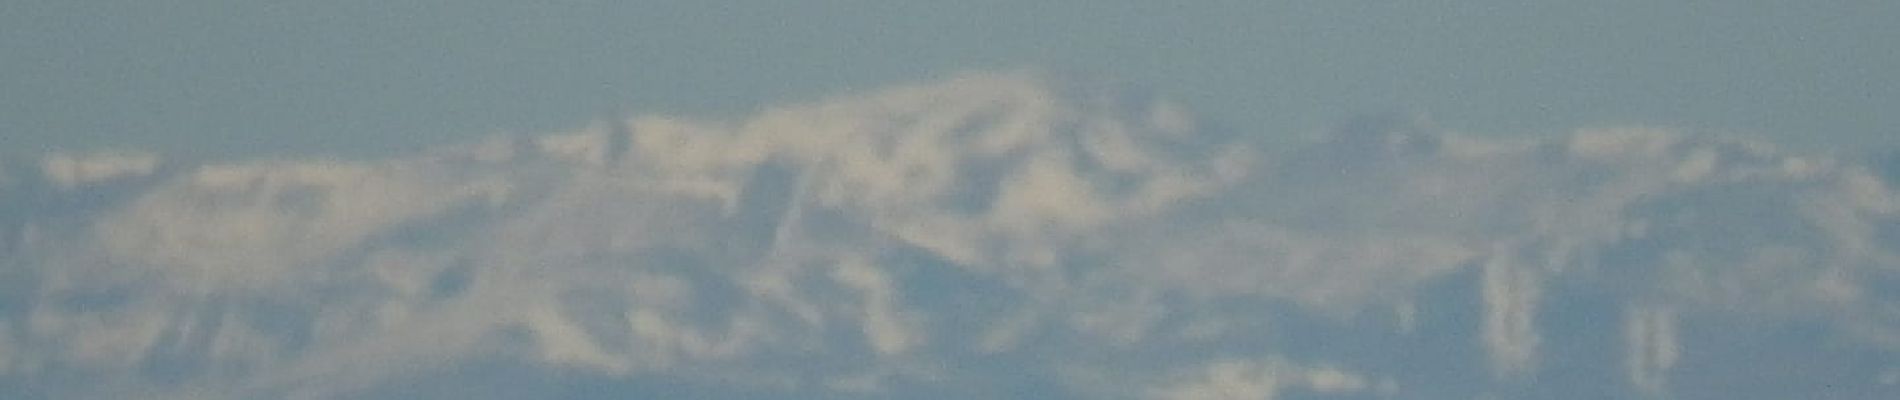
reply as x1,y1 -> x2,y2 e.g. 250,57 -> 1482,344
2,72 -> 1897,399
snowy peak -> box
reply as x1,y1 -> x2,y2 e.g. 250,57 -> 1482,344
2,73 -> 1898,399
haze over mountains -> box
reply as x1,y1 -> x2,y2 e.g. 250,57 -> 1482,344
2,72 -> 1897,399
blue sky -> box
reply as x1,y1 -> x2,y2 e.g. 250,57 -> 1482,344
5,1 -> 1897,159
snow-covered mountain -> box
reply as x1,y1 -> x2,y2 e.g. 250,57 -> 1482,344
2,72 -> 1896,399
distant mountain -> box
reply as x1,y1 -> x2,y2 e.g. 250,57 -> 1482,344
1,72 -> 1896,399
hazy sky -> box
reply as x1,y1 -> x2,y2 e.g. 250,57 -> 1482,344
5,3 -> 1900,399
5,1 -> 1896,159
